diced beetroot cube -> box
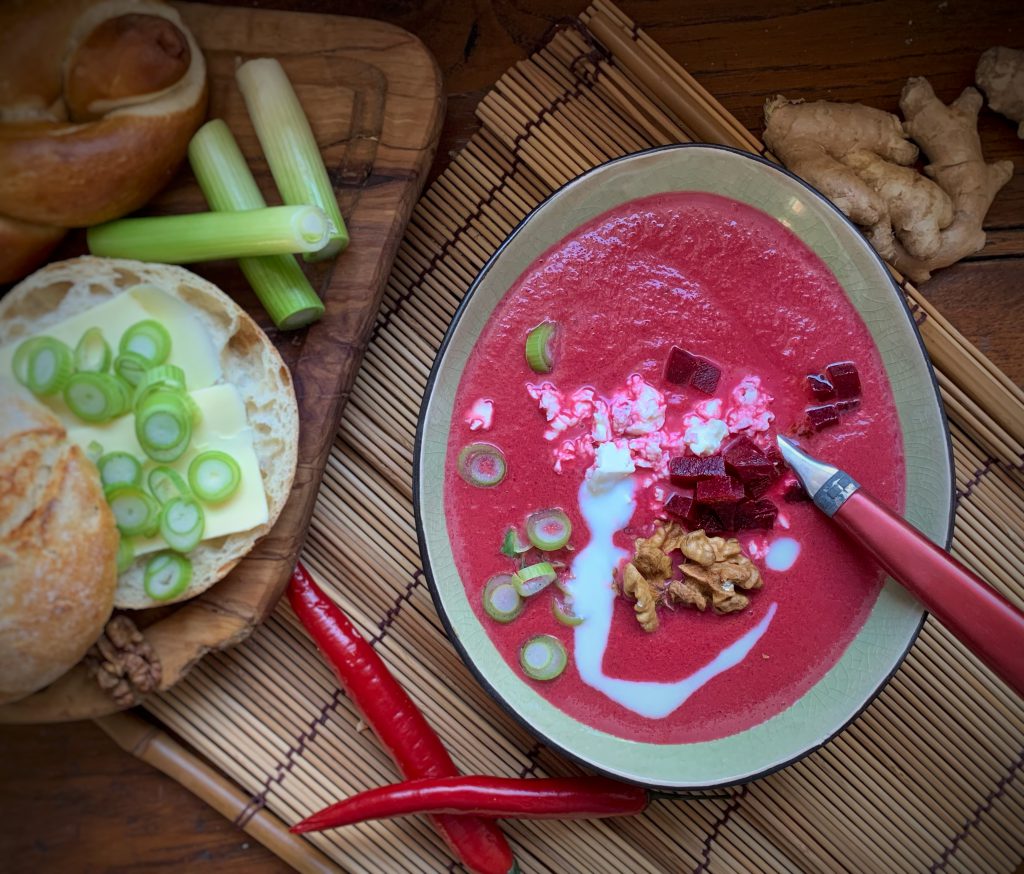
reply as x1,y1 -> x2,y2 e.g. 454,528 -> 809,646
806,373 -> 835,401
736,498 -> 779,530
664,346 -> 699,385
664,493 -> 694,521
692,506 -> 724,536
826,361 -> 861,400
668,454 -> 725,485
762,441 -> 786,471
805,404 -> 840,432
745,475 -> 774,499
837,398 -> 860,413
713,502 -> 739,531
722,435 -> 776,484
690,358 -> 721,395
781,475 -> 809,502
694,474 -> 745,505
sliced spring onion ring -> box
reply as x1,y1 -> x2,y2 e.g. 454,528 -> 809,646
21,337 -> 73,396
12,337 -> 43,386
116,537 -> 135,574
85,440 -> 104,463
119,320 -> 171,367
143,552 -> 192,601
114,351 -> 149,386
552,594 -> 584,627
482,574 -> 523,623
500,526 -> 532,558
457,443 -> 506,488
64,372 -> 129,422
135,390 -> 192,462
148,466 -> 191,504
512,561 -> 557,597
132,364 -> 186,409
525,321 -> 557,373
159,496 -> 205,553
74,327 -> 111,373
188,451 -> 241,503
106,486 -> 161,537
519,634 -> 567,681
98,451 -> 143,491
525,508 -> 572,551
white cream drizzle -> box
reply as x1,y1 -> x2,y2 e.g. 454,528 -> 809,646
567,460 -> 778,719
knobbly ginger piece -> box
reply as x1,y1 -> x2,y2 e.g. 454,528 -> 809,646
976,47 -> 1024,139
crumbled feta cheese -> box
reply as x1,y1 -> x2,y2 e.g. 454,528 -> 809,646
682,416 -> 729,456
725,376 -> 774,434
464,398 -> 494,431
586,441 -> 635,494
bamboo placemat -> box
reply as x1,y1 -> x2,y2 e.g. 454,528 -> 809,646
143,3 -> 1024,870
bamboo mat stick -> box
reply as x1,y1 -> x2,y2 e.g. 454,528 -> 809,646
95,712 -> 340,874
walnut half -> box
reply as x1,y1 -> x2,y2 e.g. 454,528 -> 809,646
84,615 -> 162,707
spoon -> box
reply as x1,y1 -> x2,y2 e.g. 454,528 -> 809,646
776,434 -> 1024,698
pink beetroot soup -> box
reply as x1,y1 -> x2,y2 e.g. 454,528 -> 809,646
444,192 -> 905,744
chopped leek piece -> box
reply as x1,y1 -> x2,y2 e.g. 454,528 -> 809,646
64,373 -> 128,422
500,526 -> 532,559
135,390 -> 192,462
519,634 -> 567,681
144,552 -> 192,601
86,205 -> 333,263
74,327 -> 111,373
107,486 -> 161,537
98,451 -> 143,491
148,466 -> 190,504
457,443 -> 506,488
12,337 -> 43,386
116,536 -> 135,574
159,496 -> 205,553
525,321 -> 557,373
525,508 -> 572,551
188,450 -> 241,503
188,119 -> 324,330
236,59 -> 349,261
114,351 -> 149,386
512,561 -> 557,597
119,320 -> 171,368
482,574 -> 523,623
19,337 -> 72,396
552,594 -> 584,627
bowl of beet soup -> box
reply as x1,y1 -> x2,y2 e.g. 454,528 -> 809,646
415,145 -> 952,788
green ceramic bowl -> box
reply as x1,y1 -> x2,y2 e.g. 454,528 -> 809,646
415,145 -> 953,788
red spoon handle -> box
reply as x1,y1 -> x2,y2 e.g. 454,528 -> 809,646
834,490 -> 1024,698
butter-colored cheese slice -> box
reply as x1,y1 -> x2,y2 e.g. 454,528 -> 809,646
69,384 -> 268,556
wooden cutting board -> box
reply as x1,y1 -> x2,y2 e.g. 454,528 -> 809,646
0,2 -> 443,723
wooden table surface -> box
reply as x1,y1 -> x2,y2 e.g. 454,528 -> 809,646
1,1 -> 1021,871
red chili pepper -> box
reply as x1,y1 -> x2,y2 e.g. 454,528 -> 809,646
291,775 -> 651,833
288,563 -> 516,874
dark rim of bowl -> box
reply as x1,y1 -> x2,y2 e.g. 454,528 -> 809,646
412,142 -> 955,791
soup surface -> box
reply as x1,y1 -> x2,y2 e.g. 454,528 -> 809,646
444,192 -> 905,743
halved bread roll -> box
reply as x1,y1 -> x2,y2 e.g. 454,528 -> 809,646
0,257 -> 299,609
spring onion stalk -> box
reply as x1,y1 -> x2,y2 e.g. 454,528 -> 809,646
98,451 -> 143,491
119,320 -> 171,367
64,373 -> 129,422
87,205 -> 332,264
552,595 -> 584,627
525,321 -> 557,373
16,336 -> 73,396
74,328 -> 111,373
107,486 -> 160,537
188,120 -> 325,330
512,561 -> 557,597
159,496 -> 205,553
482,574 -> 523,623
236,59 -> 349,261
525,508 -> 572,551
188,450 -> 241,503
148,466 -> 191,504
116,537 -> 135,574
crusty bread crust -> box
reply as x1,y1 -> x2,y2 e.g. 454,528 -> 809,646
0,257 -> 300,609
0,381 -> 119,704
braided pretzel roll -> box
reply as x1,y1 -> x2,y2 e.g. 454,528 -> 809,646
0,0 -> 207,283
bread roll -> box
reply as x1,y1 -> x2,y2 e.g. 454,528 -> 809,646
0,257 -> 299,609
0,0 -> 208,282
0,379 -> 119,705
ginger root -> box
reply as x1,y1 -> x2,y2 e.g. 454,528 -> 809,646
894,78 -> 1014,282
764,79 -> 1013,283
976,47 -> 1024,138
